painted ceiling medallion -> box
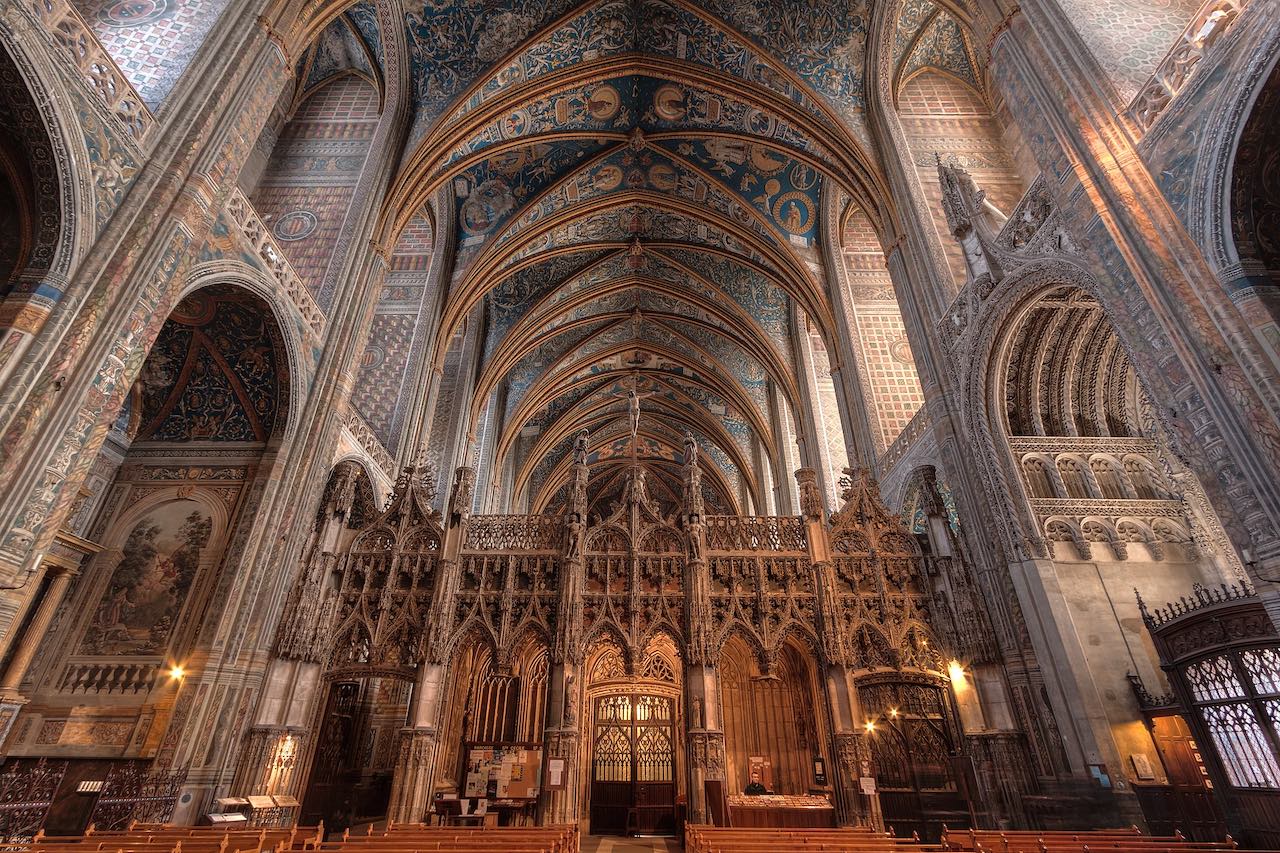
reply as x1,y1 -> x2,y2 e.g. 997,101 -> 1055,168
273,210 -> 319,242
98,0 -> 170,27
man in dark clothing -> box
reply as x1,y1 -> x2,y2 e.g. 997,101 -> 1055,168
744,770 -> 767,795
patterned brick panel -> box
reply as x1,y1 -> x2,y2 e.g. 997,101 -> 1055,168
353,215 -> 436,454
1054,0 -> 1199,103
75,0 -> 231,107
899,72 -> 1025,292
854,308 -> 924,449
251,77 -> 378,310
808,326 -> 849,504
351,312 -> 417,442
838,212 -> 925,452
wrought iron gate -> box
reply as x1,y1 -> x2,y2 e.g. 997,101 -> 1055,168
88,762 -> 186,830
590,694 -> 675,836
0,758 -> 66,840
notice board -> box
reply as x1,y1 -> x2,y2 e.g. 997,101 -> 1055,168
463,743 -> 542,799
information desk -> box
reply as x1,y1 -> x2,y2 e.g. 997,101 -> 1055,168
727,794 -> 836,828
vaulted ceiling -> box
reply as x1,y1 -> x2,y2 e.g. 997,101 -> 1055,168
336,0 -> 978,515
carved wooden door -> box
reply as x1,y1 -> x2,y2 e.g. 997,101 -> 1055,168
859,680 -> 969,841
300,681 -> 361,827
590,694 -> 676,835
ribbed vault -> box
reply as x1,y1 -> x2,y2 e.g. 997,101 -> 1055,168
291,0 -> 927,513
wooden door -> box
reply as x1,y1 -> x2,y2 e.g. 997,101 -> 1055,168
859,681 -> 970,841
1149,714 -> 1227,841
300,681 -> 361,827
589,694 -> 676,835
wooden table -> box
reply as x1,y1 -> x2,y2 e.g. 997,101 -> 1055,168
727,794 -> 836,828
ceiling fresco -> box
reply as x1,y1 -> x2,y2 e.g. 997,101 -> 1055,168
296,5 -> 384,96
388,0 -> 899,514
404,0 -> 862,144
890,0 -> 979,95
135,286 -> 287,444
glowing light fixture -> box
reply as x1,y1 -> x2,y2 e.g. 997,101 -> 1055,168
948,659 -> 966,685
889,708 -> 898,718
169,665 -> 185,680
864,720 -> 876,733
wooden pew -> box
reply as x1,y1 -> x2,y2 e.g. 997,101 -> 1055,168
940,828 -> 1238,853
685,824 -> 939,853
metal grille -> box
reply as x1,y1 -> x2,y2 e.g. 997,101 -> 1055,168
1201,702 -> 1280,788
1186,656 -> 1245,702
593,726 -> 632,783
1244,649 -> 1280,695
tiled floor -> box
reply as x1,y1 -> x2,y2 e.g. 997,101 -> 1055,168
580,835 -> 682,852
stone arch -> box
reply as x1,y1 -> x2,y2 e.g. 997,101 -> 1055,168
0,35 -> 95,341
131,283 -> 293,446
1225,55 -> 1280,295
719,632 -> 827,796
1021,454 -> 1061,499
1187,12 -> 1280,275
182,263 -> 308,441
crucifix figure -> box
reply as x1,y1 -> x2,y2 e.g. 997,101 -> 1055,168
612,373 -> 656,449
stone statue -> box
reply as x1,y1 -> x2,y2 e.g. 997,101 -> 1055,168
563,673 -> 577,726
565,513 -> 583,560
683,431 -> 698,466
612,375 -> 656,443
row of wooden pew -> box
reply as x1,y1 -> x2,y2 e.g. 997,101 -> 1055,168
321,823 -> 576,852
16,823 -> 577,853
26,824 -> 322,853
940,829 -> 1239,853
686,826 -> 1252,853
686,825 -> 930,853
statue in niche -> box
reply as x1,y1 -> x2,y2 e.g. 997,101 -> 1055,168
574,428 -> 589,466
563,673 -> 577,727
565,514 -> 584,561
683,431 -> 698,466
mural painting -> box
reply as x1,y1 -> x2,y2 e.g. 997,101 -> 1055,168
79,500 -> 213,656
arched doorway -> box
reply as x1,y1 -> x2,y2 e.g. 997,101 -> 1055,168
298,477 -> 442,829
991,283 -> 1238,831
584,636 -> 682,836
857,674 -> 967,839
432,632 -> 550,799
719,635 -> 826,798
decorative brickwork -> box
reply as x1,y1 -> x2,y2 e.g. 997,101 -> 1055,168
251,76 -> 379,312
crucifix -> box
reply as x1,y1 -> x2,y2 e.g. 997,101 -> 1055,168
612,372 -> 656,459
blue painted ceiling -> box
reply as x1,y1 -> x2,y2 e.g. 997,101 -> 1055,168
376,0 -> 947,514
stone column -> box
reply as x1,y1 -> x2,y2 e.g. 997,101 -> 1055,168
386,662 -> 446,824
0,563 -> 74,694
541,453 -> 587,826
0,537 -> 87,751
387,727 -> 438,825
833,730 -> 879,830
685,664 -> 726,824
541,668 -> 582,826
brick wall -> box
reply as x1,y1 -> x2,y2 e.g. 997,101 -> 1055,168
898,71 -> 1025,292
251,76 -> 379,312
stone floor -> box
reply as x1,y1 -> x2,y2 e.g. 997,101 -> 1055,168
580,835 -> 682,852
